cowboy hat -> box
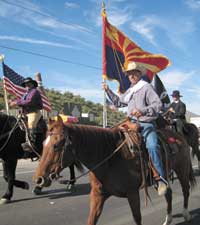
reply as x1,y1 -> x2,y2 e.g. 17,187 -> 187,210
123,62 -> 147,76
21,77 -> 38,88
171,90 -> 182,97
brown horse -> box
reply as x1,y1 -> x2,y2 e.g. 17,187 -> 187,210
34,116 -> 196,225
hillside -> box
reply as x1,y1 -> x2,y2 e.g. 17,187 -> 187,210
0,85 -> 126,126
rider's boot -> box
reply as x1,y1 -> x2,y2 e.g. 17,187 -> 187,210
150,157 -> 168,196
157,176 -> 168,196
21,129 -> 37,154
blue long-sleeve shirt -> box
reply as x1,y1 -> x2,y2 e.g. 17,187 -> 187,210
17,88 -> 43,114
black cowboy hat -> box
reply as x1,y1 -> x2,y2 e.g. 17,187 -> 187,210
21,77 -> 38,88
171,90 -> 182,97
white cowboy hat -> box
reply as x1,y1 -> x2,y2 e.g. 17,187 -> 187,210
124,62 -> 147,76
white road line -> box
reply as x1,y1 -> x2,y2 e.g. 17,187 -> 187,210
0,170 -> 35,177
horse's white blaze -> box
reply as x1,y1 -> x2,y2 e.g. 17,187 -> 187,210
182,208 -> 192,221
44,135 -> 51,147
163,213 -> 172,225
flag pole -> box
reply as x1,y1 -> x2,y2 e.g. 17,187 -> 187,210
0,55 -> 9,115
35,72 -> 48,119
102,2 -> 107,128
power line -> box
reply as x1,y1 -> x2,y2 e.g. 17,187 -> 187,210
0,0 -> 95,34
0,45 -> 101,70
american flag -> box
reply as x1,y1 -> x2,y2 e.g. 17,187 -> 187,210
2,63 -> 51,112
106,98 -> 118,111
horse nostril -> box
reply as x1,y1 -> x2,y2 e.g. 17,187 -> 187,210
36,176 -> 45,186
49,173 -> 56,181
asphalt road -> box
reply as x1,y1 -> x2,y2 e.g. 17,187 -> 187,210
0,159 -> 200,225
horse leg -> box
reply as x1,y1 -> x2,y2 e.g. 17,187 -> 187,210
0,159 -> 16,204
163,188 -> 173,225
194,147 -> 200,170
87,172 -> 109,225
0,159 -> 30,204
175,167 -> 192,222
66,164 -> 76,191
127,191 -> 142,225
87,189 -> 108,225
1,160 -> 15,203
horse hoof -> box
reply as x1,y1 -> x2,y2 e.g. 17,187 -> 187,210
0,198 -> 10,205
66,184 -> 75,191
163,214 -> 172,225
183,209 -> 192,221
32,186 -> 42,195
24,183 -> 30,190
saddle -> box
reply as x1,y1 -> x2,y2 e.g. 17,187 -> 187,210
116,118 -> 183,186
19,114 -> 47,134
18,114 -> 47,159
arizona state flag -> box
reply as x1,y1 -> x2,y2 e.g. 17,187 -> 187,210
102,8 -> 170,93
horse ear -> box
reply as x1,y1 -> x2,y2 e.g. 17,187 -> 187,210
57,115 -> 64,125
48,117 -> 54,125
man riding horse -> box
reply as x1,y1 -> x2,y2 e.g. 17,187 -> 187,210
9,77 -> 43,155
102,61 -> 168,196
167,90 -> 186,135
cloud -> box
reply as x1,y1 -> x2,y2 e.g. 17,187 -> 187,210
0,35 -> 77,49
160,70 -> 193,89
64,2 -> 80,9
130,14 -> 196,49
95,4 -> 133,27
96,11 -> 130,27
106,9 -> 130,27
0,1 -> 92,34
185,0 -> 200,10
130,16 -> 159,45
160,70 -> 200,114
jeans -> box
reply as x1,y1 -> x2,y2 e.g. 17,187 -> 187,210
140,122 -> 165,178
173,119 -> 184,134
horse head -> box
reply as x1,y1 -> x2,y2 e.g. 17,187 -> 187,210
33,115 -> 74,187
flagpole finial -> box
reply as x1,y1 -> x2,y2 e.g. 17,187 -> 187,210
0,54 -> 5,62
101,2 -> 106,16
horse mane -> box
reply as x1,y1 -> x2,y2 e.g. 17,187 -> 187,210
0,113 -> 17,131
65,124 -> 128,158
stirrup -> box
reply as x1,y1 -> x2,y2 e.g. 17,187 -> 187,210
21,142 -> 33,152
159,176 -> 168,185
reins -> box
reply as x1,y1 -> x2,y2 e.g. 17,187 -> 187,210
0,115 -> 41,158
53,135 -> 128,183
0,118 -> 21,153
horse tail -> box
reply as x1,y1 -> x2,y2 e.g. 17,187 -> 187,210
74,160 -> 85,173
189,161 -> 197,189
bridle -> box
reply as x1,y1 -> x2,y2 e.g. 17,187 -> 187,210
44,130 -> 67,180
47,127 -> 128,182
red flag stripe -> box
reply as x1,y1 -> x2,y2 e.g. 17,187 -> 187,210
3,77 -> 51,112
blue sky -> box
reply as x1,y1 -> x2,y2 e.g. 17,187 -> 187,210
0,0 -> 200,114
